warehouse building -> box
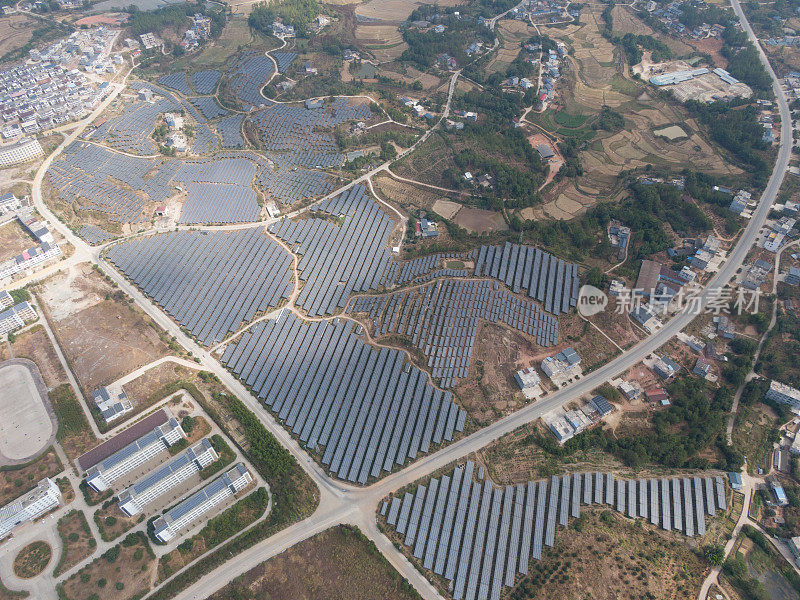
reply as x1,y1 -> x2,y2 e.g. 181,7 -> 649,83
0,478 -> 61,539
117,438 -> 218,516
153,463 -> 252,542
84,416 -> 185,492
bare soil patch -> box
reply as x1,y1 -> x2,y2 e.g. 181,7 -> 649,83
453,206 -> 508,232
0,220 -> 35,263
36,264 -> 171,393
8,325 -> 66,388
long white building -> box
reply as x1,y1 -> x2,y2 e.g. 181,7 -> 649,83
117,439 -> 217,516
153,463 -> 252,542
766,380 -> 800,411
0,478 -> 61,539
85,417 -> 184,492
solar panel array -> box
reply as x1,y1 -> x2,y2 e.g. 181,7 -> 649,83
91,94 -> 180,154
271,51 -> 298,73
225,51 -> 275,108
220,311 -> 466,483
268,184 -> 394,316
190,97 -> 229,120
47,142 -> 176,223
249,97 -> 371,156
475,243 -> 579,316
179,182 -> 260,224
349,279 -> 558,387
384,252 -> 471,286
78,225 -> 113,245
386,466 -> 728,600
105,227 -> 293,346
190,70 -> 221,95
157,72 -> 192,96
217,114 -> 245,148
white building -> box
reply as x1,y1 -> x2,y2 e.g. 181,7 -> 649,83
0,478 -> 61,539
766,380 -> 800,411
117,438 -> 217,516
92,386 -> 132,423
85,418 -> 185,492
0,138 -> 43,167
0,301 -> 36,336
514,366 -> 541,399
152,463 -> 252,542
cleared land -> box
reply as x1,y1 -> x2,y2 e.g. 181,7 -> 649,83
36,264 -> 171,394
207,525 -> 422,600
0,220 -> 36,263
0,13 -> 37,60
4,325 -> 66,388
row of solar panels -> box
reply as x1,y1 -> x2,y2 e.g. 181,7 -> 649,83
78,225 -> 113,245
350,279 -> 558,387
268,185 -> 394,316
105,227 -> 293,346
220,311 -> 466,483
178,182 -> 261,224
250,98 -> 371,155
224,52 -> 275,108
386,252 -> 471,286
476,243 -> 579,316
384,464 -> 727,600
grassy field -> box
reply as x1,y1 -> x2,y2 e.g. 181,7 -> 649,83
508,508 -> 708,600
58,533 -> 156,600
54,510 -> 96,576
208,525 -> 422,600
12,542 -> 52,579
50,384 -> 96,461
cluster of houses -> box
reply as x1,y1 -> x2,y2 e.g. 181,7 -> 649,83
643,0 -> 727,39
180,13 -> 213,52
398,96 -> 437,120
508,0 -> 577,25
30,27 -> 121,78
514,347 -> 582,400
763,216 -> 796,253
0,32 -> 113,141
546,395 -> 614,443
760,108 -> 777,144
607,221 -> 631,260
728,189 -> 753,217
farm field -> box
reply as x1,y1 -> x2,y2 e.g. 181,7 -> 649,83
207,525 -> 422,600
519,4 -> 744,218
